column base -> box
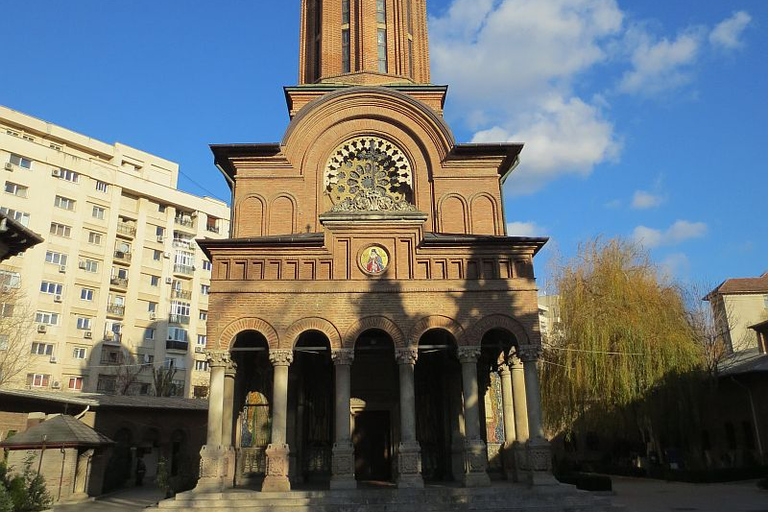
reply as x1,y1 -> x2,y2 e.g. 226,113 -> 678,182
330,442 -> 356,489
261,443 -> 291,492
462,439 -> 491,487
194,445 -> 234,493
526,438 -> 556,486
396,441 -> 424,488
502,441 -> 519,482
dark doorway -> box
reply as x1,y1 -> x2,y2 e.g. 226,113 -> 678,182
353,410 -> 392,482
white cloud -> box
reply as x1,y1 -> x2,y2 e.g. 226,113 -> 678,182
660,252 -> 690,280
507,221 -> 546,237
632,220 -> 707,248
618,28 -> 703,95
631,190 -> 664,209
710,11 -> 752,50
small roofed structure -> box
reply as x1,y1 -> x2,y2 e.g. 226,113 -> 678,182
0,415 -> 113,503
0,211 -> 43,261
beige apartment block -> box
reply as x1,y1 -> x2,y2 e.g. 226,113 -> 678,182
707,272 -> 768,352
0,105 -> 230,397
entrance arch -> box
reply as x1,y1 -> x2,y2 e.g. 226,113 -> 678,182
232,330 -> 272,486
415,328 -> 462,482
351,329 -> 397,483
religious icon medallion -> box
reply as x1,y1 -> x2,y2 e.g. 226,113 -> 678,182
359,245 -> 389,275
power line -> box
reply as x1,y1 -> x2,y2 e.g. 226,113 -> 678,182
543,344 -> 644,356
178,169 -> 230,204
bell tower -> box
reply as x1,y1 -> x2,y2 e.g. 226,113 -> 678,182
299,0 -> 431,85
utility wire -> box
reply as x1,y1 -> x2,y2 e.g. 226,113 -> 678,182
542,344 -> 644,356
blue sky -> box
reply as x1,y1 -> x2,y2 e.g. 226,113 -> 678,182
1,0 -> 764,288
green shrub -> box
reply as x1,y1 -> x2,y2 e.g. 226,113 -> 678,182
0,484 -> 13,512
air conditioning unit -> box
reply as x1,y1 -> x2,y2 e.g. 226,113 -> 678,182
37,324 -> 47,333
58,265 -> 67,273
51,168 -> 61,177
163,252 -> 171,259
165,277 -> 173,284
78,261 -> 87,270
54,294 -> 63,303
194,347 -> 205,354
84,331 -> 92,339
49,356 -> 58,364
1,285 -> 10,293
157,236 -> 164,243
51,381 -> 61,389
4,162 -> 14,171
149,312 -> 156,320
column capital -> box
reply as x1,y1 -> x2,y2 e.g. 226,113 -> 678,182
457,346 -> 481,364
331,348 -> 355,366
498,363 -> 511,377
517,345 -> 542,363
507,353 -> 524,369
224,359 -> 238,376
396,347 -> 418,365
269,349 -> 294,367
206,350 -> 231,368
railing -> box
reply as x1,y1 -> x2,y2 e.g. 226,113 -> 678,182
174,216 -> 194,228
116,222 -> 136,237
172,289 -> 192,300
172,239 -> 193,249
113,250 -> 132,263
174,264 -> 194,276
166,340 -> 189,352
107,304 -> 125,317
110,277 -> 128,289
206,225 -> 220,234
168,314 -> 190,325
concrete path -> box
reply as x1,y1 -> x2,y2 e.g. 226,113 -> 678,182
52,486 -> 164,512
612,476 -> 768,512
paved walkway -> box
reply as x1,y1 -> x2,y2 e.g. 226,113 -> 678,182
52,486 -> 164,512
612,476 -> 767,512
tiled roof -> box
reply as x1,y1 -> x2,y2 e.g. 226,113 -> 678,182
0,389 -> 208,411
0,414 -> 113,448
713,272 -> 768,295
718,348 -> 768,376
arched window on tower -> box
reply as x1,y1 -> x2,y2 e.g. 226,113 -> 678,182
377,0 -> 388,73
342,0 -> 350,73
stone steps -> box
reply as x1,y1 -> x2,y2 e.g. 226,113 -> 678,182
149,484 -> 624,512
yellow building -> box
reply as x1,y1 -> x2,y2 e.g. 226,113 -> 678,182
0,105 -> 230,397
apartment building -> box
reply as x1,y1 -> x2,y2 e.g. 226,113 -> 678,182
0,105 -> 229,397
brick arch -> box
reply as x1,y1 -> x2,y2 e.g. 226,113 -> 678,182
219,317 -> 279,350
407,315 -> 464,347
344,316 -> 406,349
469,192 -> 499,235
283,317 -> 343,349
438,193 -> 469,234
462,314 -> 530,347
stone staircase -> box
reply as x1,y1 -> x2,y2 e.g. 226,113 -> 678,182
149,484 -> 625,512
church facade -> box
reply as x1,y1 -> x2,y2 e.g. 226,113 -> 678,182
196,0 -> 551,492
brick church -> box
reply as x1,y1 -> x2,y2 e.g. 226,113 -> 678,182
195,0 -> 552,493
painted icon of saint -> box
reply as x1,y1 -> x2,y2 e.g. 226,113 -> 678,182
365,248 -> 385,274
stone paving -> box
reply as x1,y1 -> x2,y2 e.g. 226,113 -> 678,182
52,485 -> 164,512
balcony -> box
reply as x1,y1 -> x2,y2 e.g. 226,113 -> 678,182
166,340 -> 189,352
206,225 -> 220,234
172,289 -> 192,300
174,264 -> 194,276
107,304 -> 125,317
169,313 -> 190,325
174,216 -> 195,230
116,221 -> 136,238
172,238 -> 193,250
102,332 -> 122,345
113,250 -> 132,264
109,277 -> 128,290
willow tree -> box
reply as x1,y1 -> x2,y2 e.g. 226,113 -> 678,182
541,238 -> 705,459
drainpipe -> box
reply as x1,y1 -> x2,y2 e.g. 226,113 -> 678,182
731,377 -> 764,464
58,446 -> 66,501
37,434 -> 47,476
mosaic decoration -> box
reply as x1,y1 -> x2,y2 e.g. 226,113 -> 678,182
359,245 -> 389,275
324,136 -> 415,212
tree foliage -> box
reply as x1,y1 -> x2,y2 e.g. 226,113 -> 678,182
541,238 -> 705,438
0,284 -> 33,388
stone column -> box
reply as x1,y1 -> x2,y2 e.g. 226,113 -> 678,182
509,352 -> 529,476
262,349 -> 293,492
330,349 -> 356,489
221,360 -> 237,446
196,351 -> 235,492
518,345 -> 555,485
395,347 -> 424,488
457,346 -> 491,487
499,362 -> 517,480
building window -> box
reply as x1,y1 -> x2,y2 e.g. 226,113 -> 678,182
197,334 -> 207,346
199,310 -> 207,321
153,250 -> 162,261
87,231 -> 103,245
193,385 -> 209,399
0,303 -> 15,318
168,327 -> 188,342
377,28 -> 388,73
73,347 -> 87,359
27,373 -> 50,388
0,207 -> 30,227
195,360 -> 209,371
39,281 -> 63,295
9,154 -> 32,169
96,375 -> 116,393
342,0 -> 350,24
76,317 -> 92,330
35,311 -> 59,325
50,143 -> 62,151
95,180 -> 108,193
4,181 -> 28,198
170,301 -> 190,317
376,0 -> 386,23
145,328 -> 156,340
342,29 -> 350,73
158,204 -> 166,213
58,169 -> 79,183
202,260 -> 212,271
31,342 -> 54,356
0,335 -> 8,350
68,377 -> 84,390
80,288 -> 94,301
54,195 -> 76,211
0,270 -> 21,288
45,251 -> 68,266
150,275 -> 160,287
92,205 -> 106,220
156,226 -> 165,237
201,284 -> 210,295
50,222 -> 72,238
81,259 -> 99,273
22,135 -> 34,142
148,302 -> 158,314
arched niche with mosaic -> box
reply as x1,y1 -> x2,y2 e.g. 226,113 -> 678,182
324,136 -> 416,213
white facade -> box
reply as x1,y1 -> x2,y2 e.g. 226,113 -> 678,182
0,105 -> 229,397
